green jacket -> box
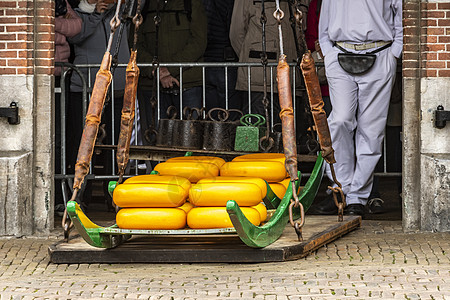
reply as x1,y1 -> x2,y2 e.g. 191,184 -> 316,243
137,0 -> 207,90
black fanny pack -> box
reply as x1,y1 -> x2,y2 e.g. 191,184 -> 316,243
334,42 -> 392,75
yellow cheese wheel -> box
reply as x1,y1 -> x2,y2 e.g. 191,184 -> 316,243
280,178 -> 291,189
279,178 -> 302,195
187,207 -> 260,229
113,183 -> 188,208
179,201 -> 194,213
117,208 -> 186,230
220,161 -> 287,182
197,177 -> 267,198
252,202 -> 268,222
154,161 -> 220,183
268,182 -> 287,199
166,156 -> 226,168
189,182 -> 263,207
232,153 -> 286,164
123,175 -> 191,192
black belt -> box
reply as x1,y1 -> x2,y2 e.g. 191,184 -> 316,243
249,50 -> 277,60
333,42 -> 392,54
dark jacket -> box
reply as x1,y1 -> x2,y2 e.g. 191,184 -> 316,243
202,0 -> 236,62
69,7 -> 130,92
229,0 -> 303,92
136,0 -> 207,90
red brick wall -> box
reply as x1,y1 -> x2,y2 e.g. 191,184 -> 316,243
420,2 -> 450,77
1,1 -> 449,78
0,0 -> 54,75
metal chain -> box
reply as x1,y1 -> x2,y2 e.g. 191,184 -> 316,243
107,0 -> 133,115
145,0 -> 161,144
328,164 -> 346,222
62,187 -> 78,241
106,0 -> 123,53
153,0 -> 161,68
287,1 -> 302,65
259,0 -> 274,152
111,0 -> 130,76
288,181 -> 304,241
293,2 -> 308,57
132,0 -> 143,50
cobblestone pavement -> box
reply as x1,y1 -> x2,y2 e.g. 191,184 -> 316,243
0,220 -> 449,299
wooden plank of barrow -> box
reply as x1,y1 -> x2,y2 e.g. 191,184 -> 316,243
94,144 -> 319,163
48,215 -> 361,264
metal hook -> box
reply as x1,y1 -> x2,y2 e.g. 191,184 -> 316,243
328,185 -> 346,222
62,189 -> 78,242
259,135 -> 274,152
273,9 -> 284,22
166,105 -> 178,119
207,108 -> 230,122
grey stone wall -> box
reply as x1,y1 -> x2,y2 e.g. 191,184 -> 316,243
421,78 -> 450,154
0,151 -> 33,236
421,155 -> 450,232
0,75 -> 53,236
418,77 -> 450,232
0,76 -> 34,152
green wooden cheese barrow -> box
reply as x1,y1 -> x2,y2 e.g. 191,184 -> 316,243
66,153 -> 324,249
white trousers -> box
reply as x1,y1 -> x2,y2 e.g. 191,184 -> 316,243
324,46 -> 397,205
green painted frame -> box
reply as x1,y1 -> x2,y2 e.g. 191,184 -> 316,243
227,153 -> 324,248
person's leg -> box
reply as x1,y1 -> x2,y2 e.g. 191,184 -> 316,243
311,47 -> 359,215
205,67 -> 222,111
113,94 -> 124,144
368,175 -> 385,213
322,95 -> 332,117
295,92 -> 316,154
348,49 -> 397,207
137,88 -> 157,145
323,47 -> 359,197
181,86 -> 203,116
368,176 -> 381,199
242,92 -> 267,115
241,92 -> 281,125
67,92 -> 84,173
159,92 -> 176,119
226,67 -> 241,115
206,66 -> 242,114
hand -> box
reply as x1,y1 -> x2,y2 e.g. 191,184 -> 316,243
314,40 -> 324,58
314,40 -> 320,52
160,75 -> 180,89
152,67 -> 171,78
95,0 -> 108,13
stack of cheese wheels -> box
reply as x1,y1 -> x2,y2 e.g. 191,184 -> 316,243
154,156 -> 226,183
113,175 -> 192,230
222,153 -> 289,199
187,176 -> 267,228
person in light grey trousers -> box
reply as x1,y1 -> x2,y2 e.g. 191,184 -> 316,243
317,0 -> 403,216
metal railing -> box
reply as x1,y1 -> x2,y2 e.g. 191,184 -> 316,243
54,61 -> 400,204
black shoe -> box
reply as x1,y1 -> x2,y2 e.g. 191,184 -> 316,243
312,196 -> 339,215
345,204 -> 365,216
368,197 -> 385,214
